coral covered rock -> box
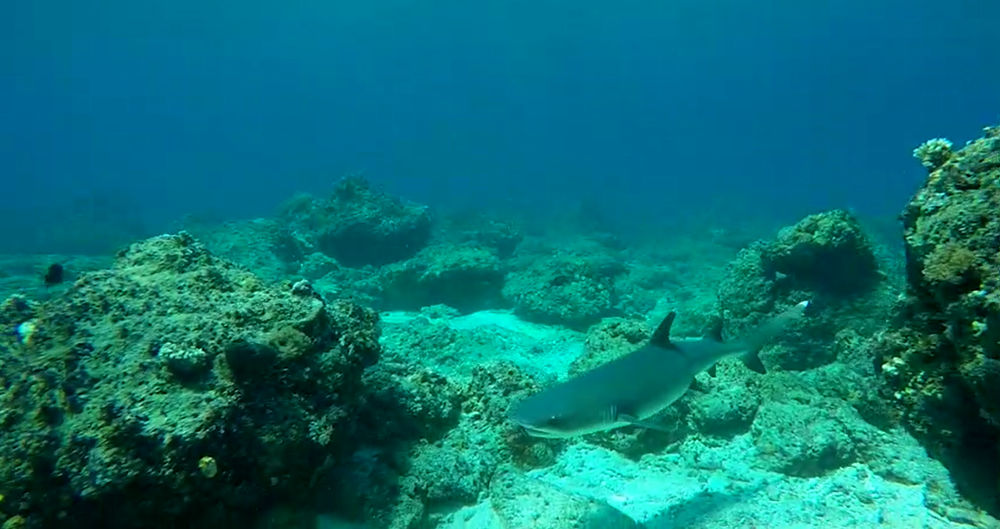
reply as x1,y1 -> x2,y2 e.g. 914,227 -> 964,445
503,240 -> 625,328
379,243 -> 505,312
398,428 -> 502,527
283,177 -> 431,267
687,384 -> 760,438
359,362 -> 462,443
327,362 -> 464,525
878,124 -> 1000,515
718,209 -> 882,331
763,209 -> 881,296
717,209 -> 889,372
338,359 -> 541,528
570,317 -> 650,375
437,213 -> 524,259
0,232 -> 380,528
717,242 -> 780,327
751,400 -> 872,477
183,218 -> 304,282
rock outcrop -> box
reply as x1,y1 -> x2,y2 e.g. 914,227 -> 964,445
876,125 -> 1000,515
0,232 -> 380,528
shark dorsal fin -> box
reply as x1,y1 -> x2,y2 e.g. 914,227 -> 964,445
650,311 -> 676,348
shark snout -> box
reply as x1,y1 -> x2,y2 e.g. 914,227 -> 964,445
508,400 -> 566,438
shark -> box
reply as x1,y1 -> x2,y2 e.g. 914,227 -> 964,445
509,301 -> 809,438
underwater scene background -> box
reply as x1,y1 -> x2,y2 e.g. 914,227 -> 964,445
2,1 -> 1000,528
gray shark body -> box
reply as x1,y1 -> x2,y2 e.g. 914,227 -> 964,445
509,301 -> 808,438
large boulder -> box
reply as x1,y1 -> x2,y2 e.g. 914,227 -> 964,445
764,209 -> 881,296
379,243 -> 505,312
436,213 -> 524,259
877,125 -> 1000,515
503,239 -> 625,329
751,400 -> 872,477
283,177 -> 432,267
0,232 -> 380,528
717,209 -> 888,372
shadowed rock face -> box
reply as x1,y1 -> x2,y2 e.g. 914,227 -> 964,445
283,177 -> 432,267
502,239 -> 626,329
378,243 -> 506,313
763,209 -> 881,296
878,125 -> 1000,516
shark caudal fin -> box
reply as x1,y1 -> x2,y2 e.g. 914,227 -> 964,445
739,300 -> 810,373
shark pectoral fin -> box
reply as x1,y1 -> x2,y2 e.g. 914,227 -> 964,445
619,414 -> 673,434
706,364 -> 718,377
741,350 -> 767,374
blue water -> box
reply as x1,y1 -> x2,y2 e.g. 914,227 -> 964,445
2,0 -> 998,249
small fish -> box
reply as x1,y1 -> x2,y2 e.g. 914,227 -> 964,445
43,263 -> 65,286
509,301 -> 810,438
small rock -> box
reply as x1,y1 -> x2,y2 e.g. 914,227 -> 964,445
159,342 -> 211,378
291,279 -> 315,297
751,400 -> 869,477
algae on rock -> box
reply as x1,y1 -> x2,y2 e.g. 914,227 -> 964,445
0,232 -> 380,528
877,124 -> 1000,516
282,177 -> 432,267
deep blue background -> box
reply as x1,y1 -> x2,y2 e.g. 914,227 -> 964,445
2,0 -> 998,248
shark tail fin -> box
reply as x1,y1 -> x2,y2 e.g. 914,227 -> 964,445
739,300 -> 810,373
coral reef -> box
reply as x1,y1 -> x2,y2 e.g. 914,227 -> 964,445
876,125 -> 1000,515
763,209 -> 882,296
373,287 -> 991,528
503,238 -> 626,328
435,213 -> 523,259
282,178 -> 431,267
751,399 -> 870,477
717,209 -> 892,372
190,185 -> 516,315
182,218 -> 303,282
0,232 -> 380,528
913,137 -> 955,170
379,244 -> 505,312
571,317 -> 650,375
5,161 -> 1000,527
718,209 -> 882,329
